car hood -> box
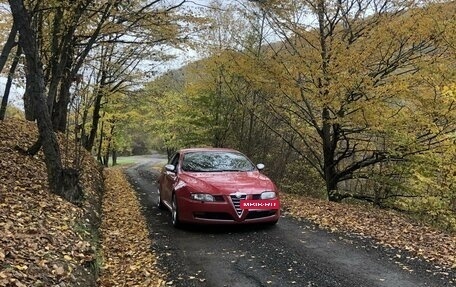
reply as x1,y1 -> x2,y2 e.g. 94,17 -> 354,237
179,171 -> 276,195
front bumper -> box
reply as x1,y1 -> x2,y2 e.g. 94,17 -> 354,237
176,196 -> 280,225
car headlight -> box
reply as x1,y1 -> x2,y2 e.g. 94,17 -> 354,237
261,191 -> 277,199
191,193 -> 215,202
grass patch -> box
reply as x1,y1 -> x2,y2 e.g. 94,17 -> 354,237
113,157 -> 138,166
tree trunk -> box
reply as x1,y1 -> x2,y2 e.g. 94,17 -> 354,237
316,0 -> 342,202
0,46 -> 21,120
8,0 -> 82,204
0,22 -> 17,73
97,119 -> 105,164
52,59 -> 73,132
167,147 -> 173,161
46,6 -> 64,112
103,124 -> 115,167
103,147 -> 110,167
112,149 -> 117,166
27,137 -> 42,156
322,107 -> 341,201
85,73 -> 106,151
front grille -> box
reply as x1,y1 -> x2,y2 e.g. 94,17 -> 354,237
230,194 -> 247,216
245,210 -> 277,219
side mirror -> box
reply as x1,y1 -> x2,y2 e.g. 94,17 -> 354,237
256,163 -> 265,171
165,164 -> 176,172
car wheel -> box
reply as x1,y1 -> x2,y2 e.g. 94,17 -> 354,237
171,194 -> 181,228
157,188 -> 165,210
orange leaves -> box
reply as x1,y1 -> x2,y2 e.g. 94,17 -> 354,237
0,119 -> 102,286
99,169 -> 165,286
281,193 -> 456,270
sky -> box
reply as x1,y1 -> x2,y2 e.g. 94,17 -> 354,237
0,77 -> 24,109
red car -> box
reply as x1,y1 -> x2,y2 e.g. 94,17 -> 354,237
157,148 -> 280,227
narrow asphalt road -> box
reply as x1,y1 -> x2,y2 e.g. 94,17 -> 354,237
124,154 -> 455,287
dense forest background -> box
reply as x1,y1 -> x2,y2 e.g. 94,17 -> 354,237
1,0 -> 455,230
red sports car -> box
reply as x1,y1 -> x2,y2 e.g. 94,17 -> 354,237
157,148 -> 280,227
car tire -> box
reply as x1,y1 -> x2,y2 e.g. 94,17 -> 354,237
171,194 -> 181,228
157,188 -> 165,210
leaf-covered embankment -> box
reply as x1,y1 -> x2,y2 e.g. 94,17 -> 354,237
99,168 -> 165,286
281,193 -> 456,272
0,119 -> 103,286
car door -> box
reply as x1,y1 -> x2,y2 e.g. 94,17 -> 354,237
162,153 -> 180,205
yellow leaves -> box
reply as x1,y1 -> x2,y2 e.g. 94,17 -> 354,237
99,169 -> 165,286
63,255 -> 72,261
412,172 -> 434,187
440,84 -> 456,102
13,265 -> 28,271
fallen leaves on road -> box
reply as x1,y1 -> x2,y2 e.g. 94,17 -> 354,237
0,119 -> 102,286
99,169 -> 165,286
281,193 -> 456,270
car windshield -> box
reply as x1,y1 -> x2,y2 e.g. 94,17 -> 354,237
182,151 -> 255,172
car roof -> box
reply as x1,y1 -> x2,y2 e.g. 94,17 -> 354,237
179,147 -> 240,154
